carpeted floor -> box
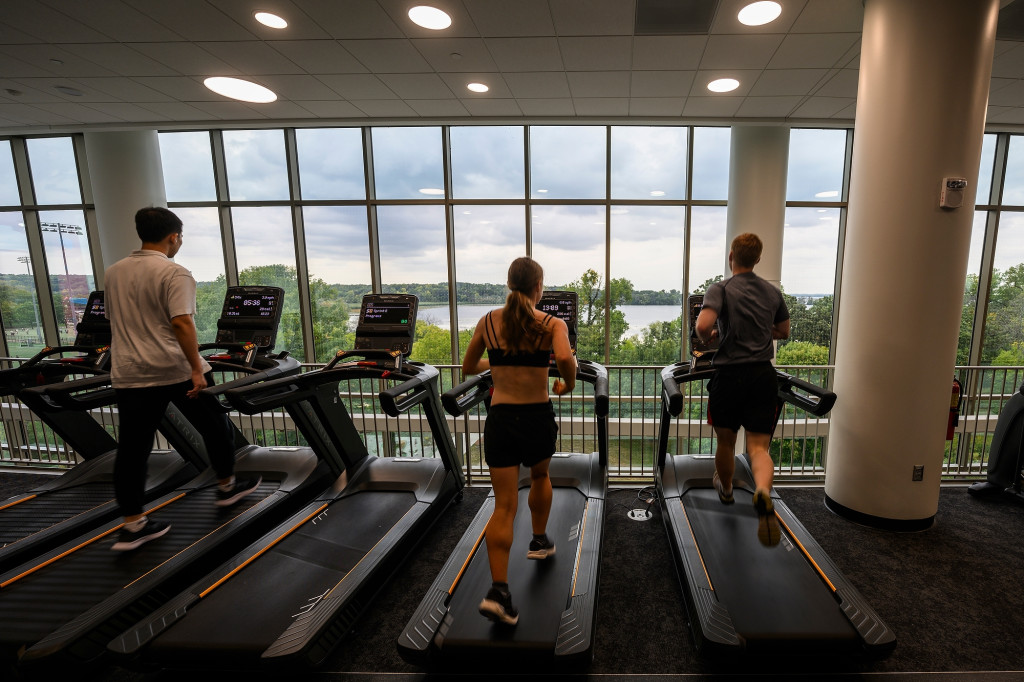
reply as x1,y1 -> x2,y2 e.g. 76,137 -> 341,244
1,472 -> 1022,680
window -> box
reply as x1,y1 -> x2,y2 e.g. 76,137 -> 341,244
26,137 -> 81,205
295,128 -> 365,201
371,127 -> 443,200
0,141 -> 19,206
223,130 -> 289,201
611,126 -> 687,200
172,207 -> 226,345
450,127 -> 525,199
38,210 -> 94,345
0,211 -> 45,355
530,126 -> 605,200
159,131 -> 216,202
691,127 -> 730,200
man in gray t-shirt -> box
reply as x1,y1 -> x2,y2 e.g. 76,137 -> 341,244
695,233 -> 790,546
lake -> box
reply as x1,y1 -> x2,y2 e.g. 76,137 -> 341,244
413,304 -> 684,338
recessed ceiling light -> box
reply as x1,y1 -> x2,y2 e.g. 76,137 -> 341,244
738,1 -> 782,26
204,77 -> 277,103
254,11 -> 288,29
408,6 -> 452,30
418,188 -> 445,195
54,86 -> 83,97
707,78 -> 739,93
467,82 -> 489,93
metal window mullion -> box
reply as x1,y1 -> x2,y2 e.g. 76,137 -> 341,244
363,128 -> 381,293
72,134 -> 104,287
524,125 -> 532,256
604,125 -> 612,365
284,128 -> 315,362
210,131 -> 238,286
443,127 -> 459,365
827,128 -> 856,377
682,126 -> 696,363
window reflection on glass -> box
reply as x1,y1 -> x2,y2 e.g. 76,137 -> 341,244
295,128 -> 366,201
530,127 -> 605,200
169,207 -> 226,345
158,131 -> 216,202
371,128 -> 444,200
377,205 -> 451,364
38,210 -> 94,345
26,137 -> 82,205
303,206 -> 371,361
1003,136 -> 1024,206
787,129 -> 847,202
691,127 -> 730,200
611,127 -> 687,200
958,211 -> 987,364
230,206 -> 304,358
610,206 -> 684,364
450,126 -> 525,200
223,130 -> 289,201
532,205 -> 605,361
976,133 -> 996,205
780,207 -> 840,357
0,211 -> 46,356
981,211 -> 1024,364
452,205 -> 526,359
689,206 -> 728,294
0,141 -> 19,206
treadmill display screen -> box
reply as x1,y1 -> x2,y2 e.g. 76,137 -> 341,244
84,294 -> 105,319
223,292 -> 280,318
538,297 -> 577,327
363,304 -> 412,326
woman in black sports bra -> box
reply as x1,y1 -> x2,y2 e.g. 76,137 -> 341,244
461,256 -> 577,626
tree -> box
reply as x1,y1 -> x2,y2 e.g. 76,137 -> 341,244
691,275 -> 723,295
615,317 -> 683,365
565,269 -> 632,362
776,340 -> 830,365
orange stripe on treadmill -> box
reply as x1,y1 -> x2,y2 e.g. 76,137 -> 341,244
0,494 -> 36,511
449,524 -> 487,595
1,493 -> 187,589
776,514 -> 837,593
570,501 -> 589,597
680,499 -> 714,592
199,503 -> 329,598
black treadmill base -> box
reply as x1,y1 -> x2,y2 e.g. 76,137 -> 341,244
824,494 -> 934,532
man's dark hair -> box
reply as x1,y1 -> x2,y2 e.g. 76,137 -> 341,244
135,206 -> 182,243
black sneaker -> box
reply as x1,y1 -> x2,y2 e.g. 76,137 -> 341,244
479,587 -> 519,626
215,475 -> 262,507
527,535 -> 556,560
752,488 -> 781,547
111,519 -> 170,551
713,472 -> 735,505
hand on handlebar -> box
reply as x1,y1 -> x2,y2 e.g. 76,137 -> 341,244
186,370 -> 208,398
552,378 -> 574,396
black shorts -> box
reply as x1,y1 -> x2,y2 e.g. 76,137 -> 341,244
707,362 -> 779,434
484,402 -> 558,469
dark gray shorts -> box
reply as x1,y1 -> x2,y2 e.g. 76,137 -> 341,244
483,401 -> 558,469
707,362 -> 779,434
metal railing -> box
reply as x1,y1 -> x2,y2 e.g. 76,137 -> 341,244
0,360 -> 1010,484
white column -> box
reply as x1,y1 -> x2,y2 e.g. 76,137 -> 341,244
84,131 -> 166,271
825,0 -> 997,528
725,125 -> 789,285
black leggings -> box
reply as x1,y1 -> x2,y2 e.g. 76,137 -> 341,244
114,374 -> 235,516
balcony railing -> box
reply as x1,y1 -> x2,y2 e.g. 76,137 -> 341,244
0,360 -> 1010,484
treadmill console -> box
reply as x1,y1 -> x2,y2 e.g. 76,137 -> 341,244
215,286 -> 285,351
353,293 -> 418,356
689,293 -> 718,369
74,291 -> 111,348
537,290 -> 578,352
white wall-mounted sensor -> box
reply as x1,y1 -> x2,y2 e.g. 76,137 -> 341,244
940,177 -> 968,209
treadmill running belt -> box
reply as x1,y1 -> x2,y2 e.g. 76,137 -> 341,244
682,489 -> 858,647
145,490 -> 417,655
440,487 -> 586,651
0,483 -> 115,545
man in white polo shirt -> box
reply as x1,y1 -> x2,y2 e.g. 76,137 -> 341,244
105,206 -> 260,551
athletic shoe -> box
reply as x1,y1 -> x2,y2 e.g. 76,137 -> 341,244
527,535 -> 556,560
214,475 -> 262,507
479,587 -> 519,626
111,518 -> 170,551
752,488 -> 781,547
713,472 -> 734,505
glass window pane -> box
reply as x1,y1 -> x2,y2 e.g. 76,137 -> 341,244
1003,136 -> 1024,206
170,207 -> 226,345
231,206 -> 304,359
223,130 -> 289,201
0,211 -> 46,356
377,205 -> 451,364
976,133 -> 996,205
610,206 -> 684,364
371,127 -> 444,200
689,206 -> 728,294
303,205 -> 371,361
530,126 -> 605,200
958,211 -> 987,364
450,126 -> 525,199
780,207 -> 841,354
532,205 -> 605,361
691,127 -> 730,200
295,128 -> 366,201
27,137 -> 81,205
982,211 -> 1024,364
0,141 -> 19,206
611,126 -> 687,200
38,210 -> 94,345
786,129 -> 847,202
452,205 -> 526,360
158,131 -> 216,202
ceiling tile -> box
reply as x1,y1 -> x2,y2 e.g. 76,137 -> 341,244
136,100 -> 217,121
411,38 -> 498,72
44,0 -> 186,42
254,100 -> 319,118
813,69 -> 859,98
271,41 -> 366,74
567,72 -> 631,98
1,80 -> 65,103
559,37 -> 633,71
487,38 -> 563,72
632,36 -> 707,71
294,99 -> 366,117
0,54 -> 65,79
378,73 -> 457,99
503,72 -> 571,99
5,2 -> 111,42
211,0 -> 332,40
376,0 -> 480,39
689,70 -> 759,97
131,1 -> 256,41
439,73 -> 512,98
88,102 -> 174,122
341,39 -> 432,73
198,42 -> 304,75
0,44 -> 118,78
992,44 -> 1024,79
989,80 -> 1024,107
631,71 -> 694,97
0,102 -> 77,124
11,78 -> 116,103
700,34 -> 785,71
187,99 -> 267,120
318,74 -> 397,99
351,99 -> 419,117
295,0 -> 404,39
549,0 -> 636,36
58,43 -> 178,77
628,98 -> 686,117
749,69 -> 828,97
710,0 -> 805,34
770,34 -> 860,69
832,102 -> 857,119
464,0 -> 556,37
791,96 -> 856,119
459,98 -> 523,116
132,76 -> 219,101
682,96 -> 743,118
790,0 -> 864,33
735,96 -> 802,118
256,74 -> 340,100
572,98 -> 629,116
127,42 -> 239,77
78,77 -> 177,102
517,98 -> 575,116
33,101 -> 124,123
407,99 -> 472,117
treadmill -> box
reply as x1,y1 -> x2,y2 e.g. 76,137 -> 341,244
110,293 -> 465,669
0,291 -> 201,571
654,294 -> 895,657
0,286 -> 326,672
398,291 -> 609,667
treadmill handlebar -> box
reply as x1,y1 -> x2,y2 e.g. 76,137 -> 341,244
440,359 -> 610,418
327,348 -> 405,370
21,344 -> 109,368
660,364 -> 715,417
378,362 -> 440,417
30,373 -> 116,411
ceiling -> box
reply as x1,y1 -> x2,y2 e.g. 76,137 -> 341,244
3,0 -> 1024,133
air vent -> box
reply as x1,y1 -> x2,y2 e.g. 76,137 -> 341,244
998,0 -> 1024,41
635,0 -> 720,36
